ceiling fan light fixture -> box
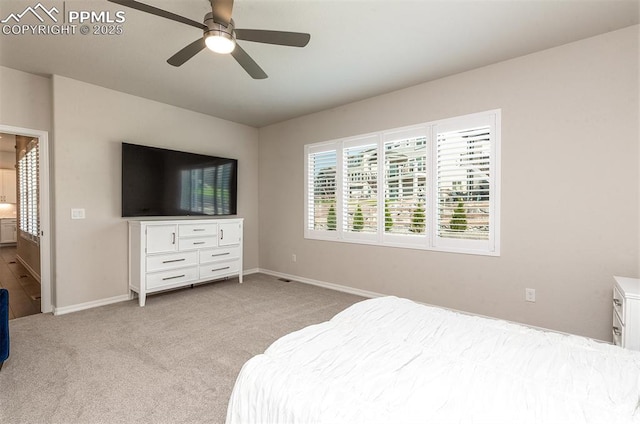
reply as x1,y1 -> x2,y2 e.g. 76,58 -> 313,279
205,32 -> 235,54
203,12 -> 236,54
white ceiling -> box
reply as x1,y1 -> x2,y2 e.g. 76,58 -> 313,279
0,0 -> 638,127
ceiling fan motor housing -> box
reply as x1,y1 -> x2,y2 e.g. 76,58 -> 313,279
204,12 -> 236,50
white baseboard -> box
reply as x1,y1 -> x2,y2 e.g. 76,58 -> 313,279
243,267 -> 260,276
15,254 -> 41,283
258,268 -> 386,300
53,294 -> 131,316
52,268 -> 260,316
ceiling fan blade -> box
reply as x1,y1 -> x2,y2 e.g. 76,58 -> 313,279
107,0 -> 206,30
231,44 -> 267,79
235,29 -> 310,47
167,38 -> 206,67
210,0 -> 234,26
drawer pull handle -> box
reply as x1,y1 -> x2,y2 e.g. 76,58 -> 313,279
192,228 -> 206,232
613,299 -> 622,307
193,242 -> 206,245
162,274 -> 185,281
211,253 -> 230,257
162,258 -> 185,264
212,266 -> 230,272
613,326 -> 622,336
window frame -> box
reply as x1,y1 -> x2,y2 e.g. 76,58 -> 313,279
303,109 -> 501,256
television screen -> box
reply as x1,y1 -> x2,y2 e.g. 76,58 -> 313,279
122,142 -> 237,217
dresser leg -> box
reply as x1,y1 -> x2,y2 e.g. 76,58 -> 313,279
139,293 -> 146,307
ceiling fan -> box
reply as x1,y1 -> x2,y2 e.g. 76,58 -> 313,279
107,0 -> 311,79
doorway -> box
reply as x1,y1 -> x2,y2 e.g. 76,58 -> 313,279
0,125 -> 51,314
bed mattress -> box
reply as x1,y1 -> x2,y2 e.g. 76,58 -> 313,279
226,296 -> 640,423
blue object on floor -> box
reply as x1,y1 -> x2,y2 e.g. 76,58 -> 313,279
0,288 -> 8,371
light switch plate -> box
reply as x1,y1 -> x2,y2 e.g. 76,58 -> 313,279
71,208 -> 85,219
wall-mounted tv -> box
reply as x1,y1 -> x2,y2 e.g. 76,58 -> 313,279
122,142 -> 237,217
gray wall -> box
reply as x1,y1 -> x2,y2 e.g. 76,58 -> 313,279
51,75 -> 259,308
257,26 -> 639,341
0,66 -> 52,132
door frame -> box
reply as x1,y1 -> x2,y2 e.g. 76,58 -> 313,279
0,124 -> 52,313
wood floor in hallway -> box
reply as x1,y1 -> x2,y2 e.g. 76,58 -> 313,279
0,245 -> 40,320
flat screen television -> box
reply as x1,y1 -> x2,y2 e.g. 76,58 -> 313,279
122,142 -> 237,217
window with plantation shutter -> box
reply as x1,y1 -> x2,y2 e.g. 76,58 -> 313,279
303,109 -> 500,255
343,138 -> 378,239
19,140 -> 39,242
433,113 -> 498,253
305,146 -> 338,237
383,127 -> 428,242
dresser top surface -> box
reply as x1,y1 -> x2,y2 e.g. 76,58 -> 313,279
615,276 -> 640,299
129,218 -> 243,225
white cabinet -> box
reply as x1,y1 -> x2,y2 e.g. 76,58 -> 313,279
129,218 -> 243,306
613,276 -> 640,350
0,169 -> 16,204
146,224 -> 178,254
0,218 -> 17,244
219,221 -> 242,246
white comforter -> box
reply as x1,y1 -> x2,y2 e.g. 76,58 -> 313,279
226,296 -> 640,423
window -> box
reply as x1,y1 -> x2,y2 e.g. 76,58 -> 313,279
304,110 -> 500,255
384,128 -> 427,237
18,139 -> 39,243
306,146 -> 338,236
343,137 -> 378,239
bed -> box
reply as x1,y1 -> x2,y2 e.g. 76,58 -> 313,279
226,296 -> 640,423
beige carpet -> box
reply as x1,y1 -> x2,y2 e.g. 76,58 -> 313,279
0,273 -> 364,424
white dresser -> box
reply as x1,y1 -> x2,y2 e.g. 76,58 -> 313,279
128,218 -> 243,306
612,276 -> 640,350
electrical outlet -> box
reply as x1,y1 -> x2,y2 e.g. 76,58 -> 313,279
525,288 -> 536,302
292,254 -> 297,263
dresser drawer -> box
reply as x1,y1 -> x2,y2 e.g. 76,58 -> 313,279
146,251 -> 198,273
178,236 -> 217,251
613,310 -> 624,347
613,285 -> 625,324
178,223 -> 217,237
199,259 -> 240,281
199,246 -> 241,264
146,266 -> 198,289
